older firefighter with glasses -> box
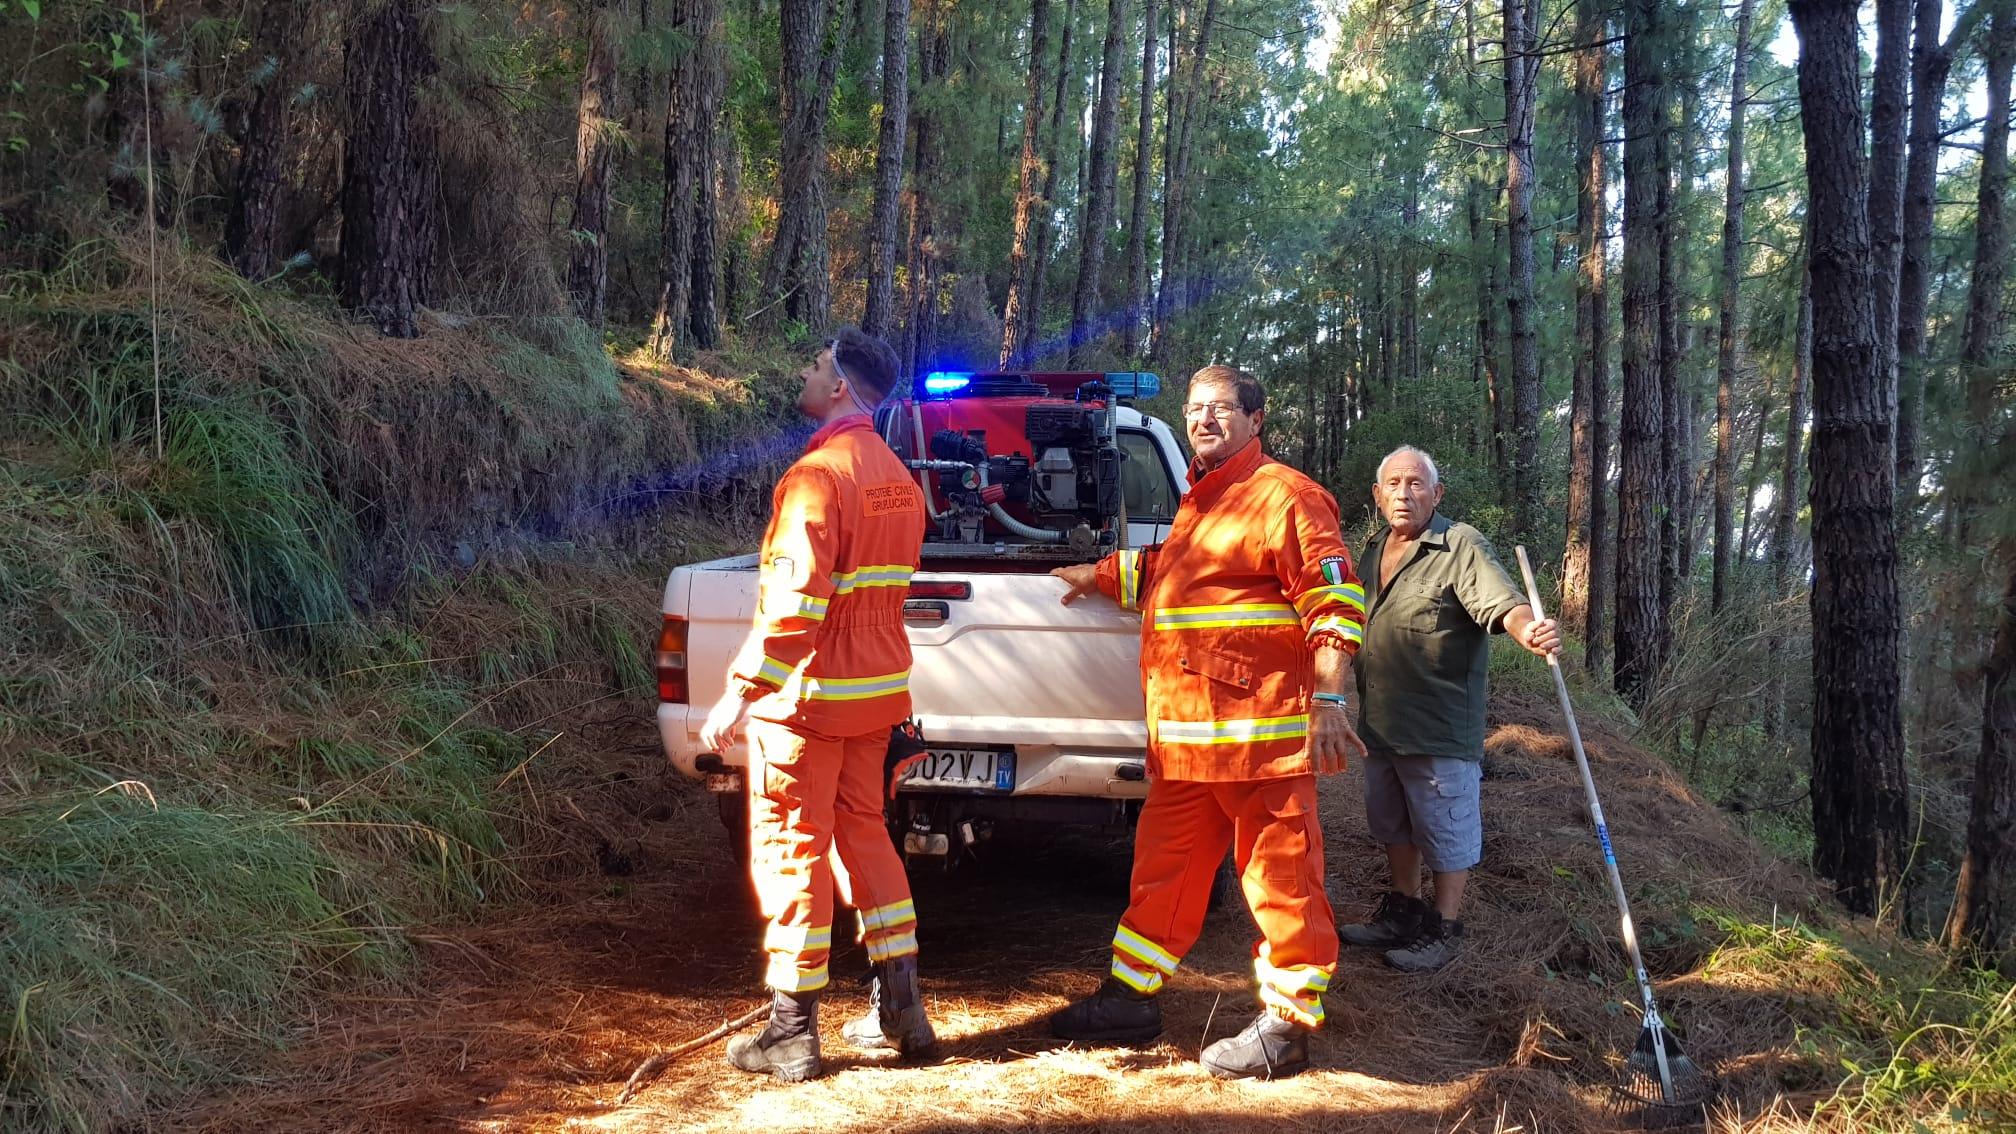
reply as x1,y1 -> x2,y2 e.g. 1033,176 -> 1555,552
1048,364 -> 1368,1080
697,328 -> 937,1081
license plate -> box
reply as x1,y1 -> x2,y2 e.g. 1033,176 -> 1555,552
903,749 -> 1015,792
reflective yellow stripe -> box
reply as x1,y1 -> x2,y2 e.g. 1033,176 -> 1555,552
861,899 -> 917,931
764,922 -> 833,952
1113,925 -> 1179,974
832,564 -> 915,593
1256,956 -> 1331,996
1151,602 -> 1300,631
787,594 -> 830,622
756,656 -> 794,686
1155,714 -> 1310,746
1118,549 -> 1143,610
1110,955 -> 1164,994
1308,615 -> 1365,643
766,959 -> 830,993
1259,983 -> 1324,1028
866,930 -> 919,961
1293,583 -> 1367,617
804,669 -> 910,701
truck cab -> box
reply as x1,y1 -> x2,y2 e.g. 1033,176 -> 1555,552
656,370 -> 1190,863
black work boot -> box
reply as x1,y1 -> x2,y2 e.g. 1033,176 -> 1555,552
1200,1010 -> 1311,1080
1048,978 -> 1163,1044
1339,890 -> 1428,948
841,956 -> 938,1056
726,990 -> 822,1082
1384,911 -> 1465,973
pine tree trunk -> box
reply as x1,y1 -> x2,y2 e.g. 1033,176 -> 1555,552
1150,0 -> 1216,365
1565,0 -> 1610,670
1897,0 -> 1981,490
687,0 -> 725,348
1001,0 -> 1053,366
647,0 -> 704,359
862,0 -> 909,339
720,127 -> 747,329
339,0 -> 438,339
1960,1 -> 2012,433
1025,0 -> 1079,364
1791,0 -> 1910,919
760,0 -> 847,333
1121,0 -> 1159,361
227,0 -> 306,279
1711,0 -> 1756,611
1948,551 -> 2016,955
1503,0 -> 1542,546
1737,372 -> 1775,558
567,0 -> 624,328
1772,258 -> 1812,594
1870,0 -> 1911,469
904,0 -> 949,377
1655,74 -> 1686,625
1615,0 -> 1666,704
1070,0 -> 1129,365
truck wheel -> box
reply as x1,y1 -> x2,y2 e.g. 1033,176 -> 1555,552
717,791 -> 751,868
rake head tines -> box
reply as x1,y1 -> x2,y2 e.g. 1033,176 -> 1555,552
1609,1021 -> 1717,1130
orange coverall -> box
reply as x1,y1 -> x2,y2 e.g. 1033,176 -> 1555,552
727,415 -> 925,995
1090,438 -> 1366,1027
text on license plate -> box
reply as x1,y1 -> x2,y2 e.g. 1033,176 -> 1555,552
904,749 -> 1016,792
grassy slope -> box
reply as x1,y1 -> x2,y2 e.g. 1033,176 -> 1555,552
0,230 -> 2007,1132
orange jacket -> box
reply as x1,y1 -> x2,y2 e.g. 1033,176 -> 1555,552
1094,439 -> 1365,782
730,415 -> 925,737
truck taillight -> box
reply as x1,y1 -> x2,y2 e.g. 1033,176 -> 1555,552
656,615 -> 689,704
910,580 -> 972,600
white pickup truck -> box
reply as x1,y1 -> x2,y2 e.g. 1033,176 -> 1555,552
656,371 -> 1189,862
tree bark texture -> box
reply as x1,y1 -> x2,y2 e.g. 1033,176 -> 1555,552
1961,1 -> 2012,430
647,0 -> 708,358
1791,0 -> 1911,919
1615,0 -> 1665,705
1655,75 -> 1686,625
1948,553 -> 2016,955
1151,0 -> 1217,364
1122,0 -> 1159,361
339,0 -> 438,339
687,0 -> 725,348
567,0 -> 624,328
1566,0 -> 1610,675
1870,0 -> 1912,466
1773,258 -> 1812,595
1070,0 -> 1130,365
904,0 -> 950,378
227,0 -> 308,279
1024,0 -> 1080,363
1711,0 -> 1756,611
861,0 -> 909,339
760,0 -> 848,333
1503,0 -> 1542,547
1001,0 -> 1053,366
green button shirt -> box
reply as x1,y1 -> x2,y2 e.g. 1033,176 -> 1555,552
1353,512 -> 1526,761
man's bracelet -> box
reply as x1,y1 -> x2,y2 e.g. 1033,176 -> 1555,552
1311,691 -> 1351,711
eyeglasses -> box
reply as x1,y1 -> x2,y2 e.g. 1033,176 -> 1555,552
1180,401 -> 1245,421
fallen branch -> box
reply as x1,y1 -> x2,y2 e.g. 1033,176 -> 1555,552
614,1004 -> 769,1105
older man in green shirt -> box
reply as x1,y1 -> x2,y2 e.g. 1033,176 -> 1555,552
1341,446 -> 1560,972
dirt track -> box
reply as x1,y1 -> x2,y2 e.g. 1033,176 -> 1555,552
176,696 -> 1827,1133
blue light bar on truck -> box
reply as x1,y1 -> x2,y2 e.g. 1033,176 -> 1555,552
1102,371 -> 1161,400
922,372 -> 972,395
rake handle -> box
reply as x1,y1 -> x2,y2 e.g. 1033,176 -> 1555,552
1513,547 -> 1677,1096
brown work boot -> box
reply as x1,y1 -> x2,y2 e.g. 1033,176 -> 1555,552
1385,912 -> 1465,973
1200,1010 -> 1311,1080
840,956 -> 937,1056
1339,890 -> 1428,948
727,990 -> 822,1082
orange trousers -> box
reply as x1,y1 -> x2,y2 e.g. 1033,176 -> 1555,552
1107,775 -> 1337,1027
747,719 -> 919,993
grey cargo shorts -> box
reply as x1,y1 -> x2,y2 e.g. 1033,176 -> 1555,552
1362,752 -> 1483,873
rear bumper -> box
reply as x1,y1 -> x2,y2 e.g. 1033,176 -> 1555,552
656,701 -> 1149,800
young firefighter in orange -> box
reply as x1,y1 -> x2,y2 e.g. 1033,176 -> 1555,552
697,328 -> 936,1082
1048,364 -> 1368,1080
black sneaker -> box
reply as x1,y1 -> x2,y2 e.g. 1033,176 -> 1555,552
1384,913 -> 1464,973
1048,978 -> 1163,1044
726,990 -> 822,1082
1200,1011 -> 1310,1080
1339,890 -> 1428,948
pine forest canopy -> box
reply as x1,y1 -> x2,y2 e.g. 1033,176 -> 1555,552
0,0 -> 2012,955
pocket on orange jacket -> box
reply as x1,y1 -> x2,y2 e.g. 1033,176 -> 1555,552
1179,645 -> 1256,694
